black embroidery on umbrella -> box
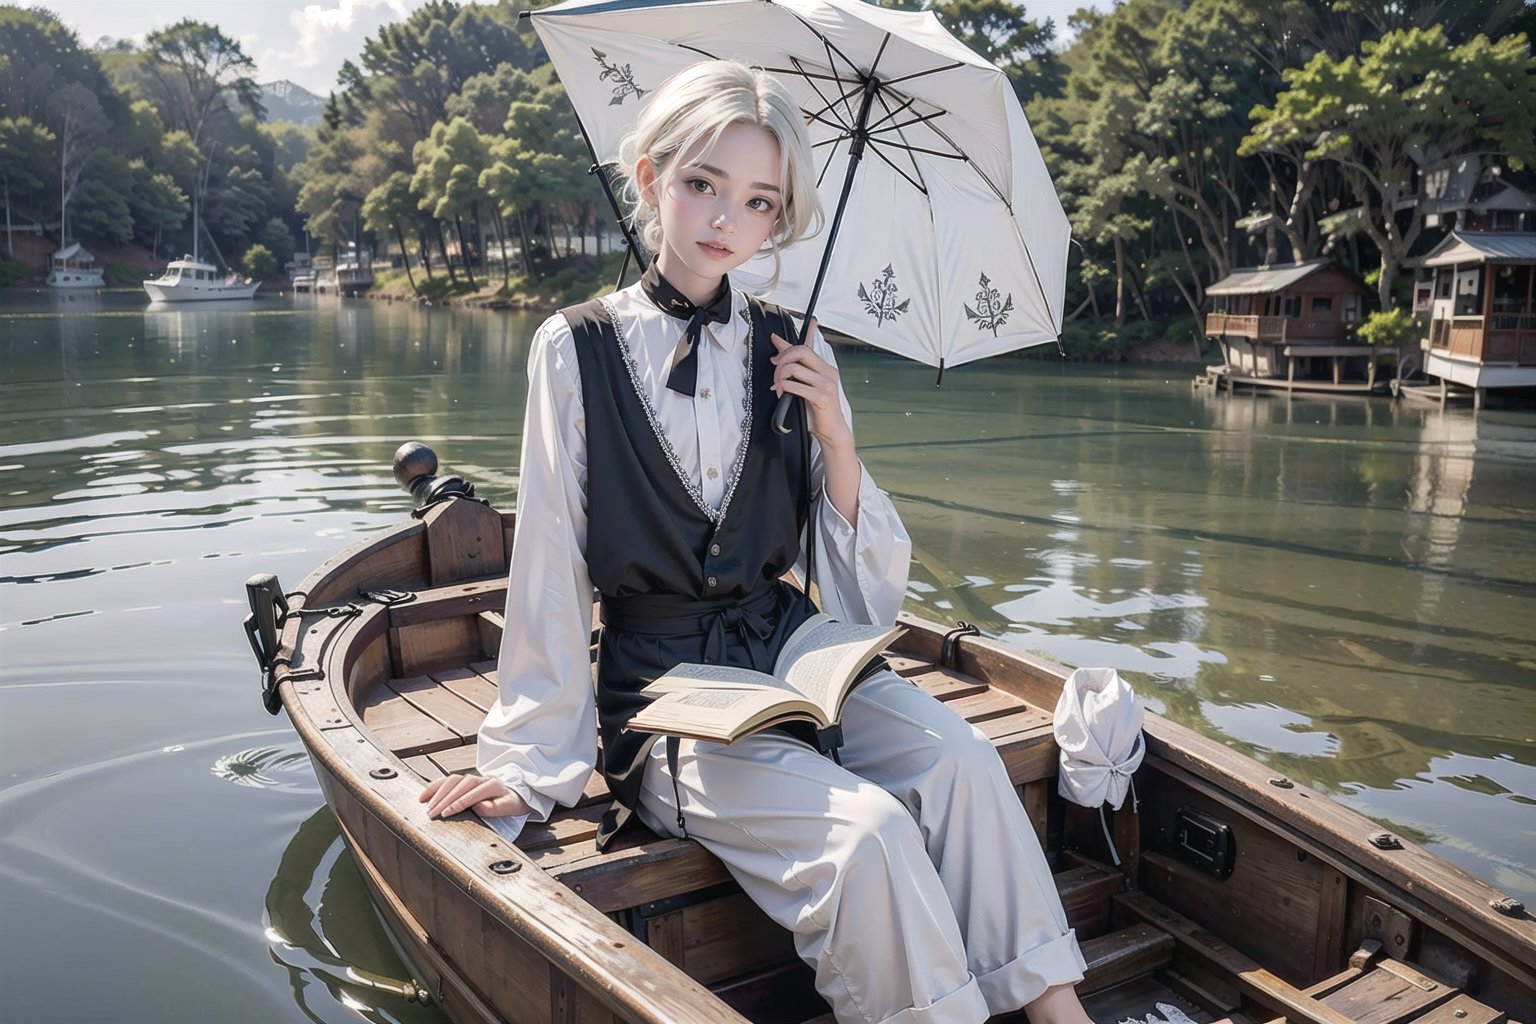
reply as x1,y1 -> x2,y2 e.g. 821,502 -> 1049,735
593,49 -> 646,105
963,272 -> 1014,336
858,264 -> 911,327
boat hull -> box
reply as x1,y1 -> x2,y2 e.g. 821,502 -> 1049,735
266,498 -> 1536,1024
143,280 -> 260,302
47,271 -> 104,288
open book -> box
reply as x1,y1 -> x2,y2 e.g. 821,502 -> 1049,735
626,613 -> 903,745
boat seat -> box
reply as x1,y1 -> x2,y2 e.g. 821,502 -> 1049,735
397,652 -> 1061,916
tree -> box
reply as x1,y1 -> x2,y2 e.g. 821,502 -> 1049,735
71,149 -> 134,243
256,217 -> 296,266
363,171 -> 422,292
876,0 -> 1062,100
412,117 -> 491,287
0,116 -> 54,256
339,1 -> 532,138
126,160 -> 188,252
45,83 -> 109,244
484,78 -> 594,275
242,242 -> 277,280
1245,26 -> 1536,307
141,20 -> 263,147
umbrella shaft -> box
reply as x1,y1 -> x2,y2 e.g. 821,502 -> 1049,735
804,74 -> 881,320
774,74 -> 883,436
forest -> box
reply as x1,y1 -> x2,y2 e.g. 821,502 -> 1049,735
2,0 -> 1534,354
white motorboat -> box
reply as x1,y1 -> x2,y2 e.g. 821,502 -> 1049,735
46,243 -> 104,288
143,255 -> 259,302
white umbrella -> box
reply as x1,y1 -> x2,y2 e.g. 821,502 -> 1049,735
525,0 -> 1070,404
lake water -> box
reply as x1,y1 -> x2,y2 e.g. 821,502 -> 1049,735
2,290 -> 1533,1023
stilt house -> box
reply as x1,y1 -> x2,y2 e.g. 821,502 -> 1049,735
1415,231 -> 1536,405
1204,261 -> 1375,389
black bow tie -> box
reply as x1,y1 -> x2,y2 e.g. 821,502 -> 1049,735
641,263 -> 733,397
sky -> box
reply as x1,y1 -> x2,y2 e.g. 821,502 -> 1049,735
41,0 -> 1097,96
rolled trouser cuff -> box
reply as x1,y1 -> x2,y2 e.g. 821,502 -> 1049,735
872,975 -> 990,1024
974,930 -> 1087,1013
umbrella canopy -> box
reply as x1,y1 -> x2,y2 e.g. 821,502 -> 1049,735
527,0 -> 1070,373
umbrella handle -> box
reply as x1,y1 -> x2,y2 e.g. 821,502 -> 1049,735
772,392 -> 798,435
771,309 -> 807,435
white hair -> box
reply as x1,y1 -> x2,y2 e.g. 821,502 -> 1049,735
616,60 -> 822,287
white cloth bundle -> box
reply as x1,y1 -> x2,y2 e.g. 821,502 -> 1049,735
1053,667 -> 1145,811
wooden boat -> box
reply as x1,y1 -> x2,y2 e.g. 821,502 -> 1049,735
244,444 -> 1535,1024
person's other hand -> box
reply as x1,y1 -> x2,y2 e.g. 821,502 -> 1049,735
420,773 -> 530,819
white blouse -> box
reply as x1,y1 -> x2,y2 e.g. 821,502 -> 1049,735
475,282 -> 913,829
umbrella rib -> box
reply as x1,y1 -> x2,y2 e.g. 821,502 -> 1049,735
866,95 -> 917,133
675,42 -> 722,61
808,78 -> 873,126
791,55 -> 855,133
868,109 -> 951,138
871,140 -> 968,161
865,138 -> 927,195
771,0 -> 867,93
870,87 -> 928,195
815,135 -> 845,189
820,38 -> 860,127
881,62 -> 966,88
812,132 -> 853,149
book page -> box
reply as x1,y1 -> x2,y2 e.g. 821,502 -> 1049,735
643,662 -> 798,695
774,617 -> 889,677
628,686 -> 820,741
775,619 -> 902,716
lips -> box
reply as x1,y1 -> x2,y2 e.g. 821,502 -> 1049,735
698,241 -> 733,258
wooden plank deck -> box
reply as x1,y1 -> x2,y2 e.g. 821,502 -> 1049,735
371,650 -> 1060,914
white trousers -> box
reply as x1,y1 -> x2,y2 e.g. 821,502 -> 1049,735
635,672 -> 1086,1024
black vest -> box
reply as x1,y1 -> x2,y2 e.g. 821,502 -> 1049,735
563,293 -> 815,848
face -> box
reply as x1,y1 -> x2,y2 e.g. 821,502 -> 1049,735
637,121 -> 783,304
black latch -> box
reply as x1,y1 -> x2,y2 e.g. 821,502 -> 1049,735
1173,806 -> 1235,880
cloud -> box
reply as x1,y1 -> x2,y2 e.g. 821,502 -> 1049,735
258,0 -> 414,90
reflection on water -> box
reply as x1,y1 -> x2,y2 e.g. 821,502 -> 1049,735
1,291 -> 1533,1021
266,810 -> 444,1023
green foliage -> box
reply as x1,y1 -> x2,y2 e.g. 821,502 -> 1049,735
141,19 -> 263,145
1355,307 -> 1419,347
0,7 -> 292,265
0,258 -> 29,286
127,160 -> 189,244
0,116 -> 55,204
1244,24 -> 1536,305
412,118 -> 491,221
241,243 -> 277,280
256,218 -> 296,266
71,150 -> 135,243
102,263 -> 142,286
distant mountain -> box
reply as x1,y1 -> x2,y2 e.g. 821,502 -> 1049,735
260,80 -> 325,126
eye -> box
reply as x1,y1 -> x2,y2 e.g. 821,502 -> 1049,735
748,197 -> 777,214
685,178 -> 714,195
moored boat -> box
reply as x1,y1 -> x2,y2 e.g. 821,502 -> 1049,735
143,255 -> 260,302
46,242 -> 104,288
244,444 -> 1536,1024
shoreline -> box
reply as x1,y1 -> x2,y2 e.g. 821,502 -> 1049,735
2,274 -> 1213,364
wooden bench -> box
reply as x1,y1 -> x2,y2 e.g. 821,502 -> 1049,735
384,645 -> 1069,1005
396,653 -> 1060,909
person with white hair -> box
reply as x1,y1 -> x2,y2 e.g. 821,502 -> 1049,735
420,59 -> 1091,1024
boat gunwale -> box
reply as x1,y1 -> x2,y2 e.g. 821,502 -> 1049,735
914,624 -> 1536,988
275,506 -> 1536,1018
275,513 -> 750,1024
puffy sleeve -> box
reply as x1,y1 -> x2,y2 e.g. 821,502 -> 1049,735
796,331 -> 912,628
476,314 -> 598,833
